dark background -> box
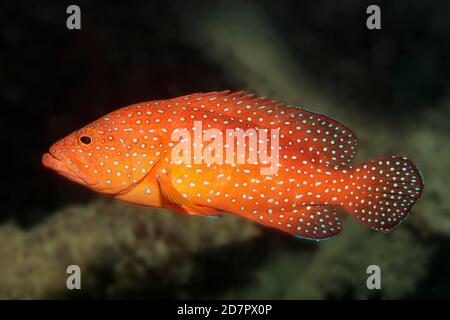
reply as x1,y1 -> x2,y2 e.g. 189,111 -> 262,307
0,0 -> 449,299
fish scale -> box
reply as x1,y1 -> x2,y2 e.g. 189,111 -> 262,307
42,91 -> 423,240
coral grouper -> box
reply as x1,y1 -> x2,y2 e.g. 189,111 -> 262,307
42,91 -> 423,240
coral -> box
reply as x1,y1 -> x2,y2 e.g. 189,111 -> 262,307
0,200 -> 259,299
235,224 -> 430,299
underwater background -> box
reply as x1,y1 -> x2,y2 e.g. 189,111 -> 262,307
1,0 -> 449,299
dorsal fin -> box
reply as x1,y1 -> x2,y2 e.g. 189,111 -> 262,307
175,91 -> 358,168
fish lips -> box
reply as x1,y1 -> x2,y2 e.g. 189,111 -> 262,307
42,152 -> 91,186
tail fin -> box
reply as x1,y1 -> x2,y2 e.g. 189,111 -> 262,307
342,156 -> 423,232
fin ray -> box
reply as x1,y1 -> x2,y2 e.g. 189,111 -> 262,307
343,156 -> 423,232
257,205 -> 343,240
156,170 -> 222,218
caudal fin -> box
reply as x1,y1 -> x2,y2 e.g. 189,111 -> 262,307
343,156 -> 423,232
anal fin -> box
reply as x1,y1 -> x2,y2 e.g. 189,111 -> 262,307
263,205 -> 343,240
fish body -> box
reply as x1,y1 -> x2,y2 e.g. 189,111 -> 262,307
42,91 -> 423,240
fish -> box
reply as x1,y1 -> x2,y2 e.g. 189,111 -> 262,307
42,91 -> 423,240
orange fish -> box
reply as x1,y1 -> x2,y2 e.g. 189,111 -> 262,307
42,91 -> 423,240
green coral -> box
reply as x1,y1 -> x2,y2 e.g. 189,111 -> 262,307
0,200 -> 259,299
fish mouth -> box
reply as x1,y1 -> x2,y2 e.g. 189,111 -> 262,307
42,152 -> 87,186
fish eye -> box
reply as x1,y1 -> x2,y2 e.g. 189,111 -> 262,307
80,136 -> 92,145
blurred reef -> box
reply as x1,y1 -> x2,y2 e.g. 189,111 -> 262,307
0,0 -> 449,299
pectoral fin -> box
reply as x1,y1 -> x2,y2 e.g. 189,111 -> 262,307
156,172 -> 222,218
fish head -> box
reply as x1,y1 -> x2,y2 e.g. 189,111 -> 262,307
42,112 -> 156,195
